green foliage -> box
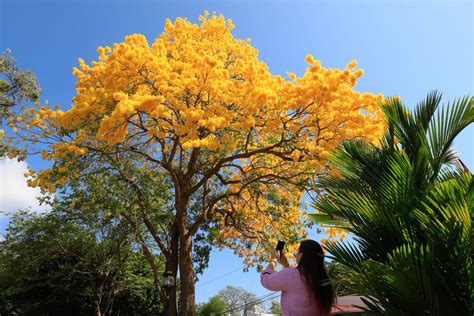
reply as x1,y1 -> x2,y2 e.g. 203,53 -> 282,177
0,167 -> 167,315
0,49 -> 40,115
55,148 -> 216,280
311,92 -> 473,315
0,211 -> 96,315
0,49 -> 41,158
55,162 -> 169,314
325,261 -> 353,296
197,295 -> 227,316
269,301 -> 282,314
196,285 -> 261,316
112,252 -> 163,315
0,208 -> 164,315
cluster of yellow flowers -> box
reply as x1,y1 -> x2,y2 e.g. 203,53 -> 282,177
216,185 -> 306,266
321,227 -> 346,244
54,13 -> 383,151
18,12 -> 386,263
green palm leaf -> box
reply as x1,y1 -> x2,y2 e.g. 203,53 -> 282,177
427,95 -> 473,176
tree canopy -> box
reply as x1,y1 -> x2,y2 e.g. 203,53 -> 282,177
0,49 -> 41,157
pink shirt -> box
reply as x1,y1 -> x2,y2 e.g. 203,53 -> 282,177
260,267 -> 325,316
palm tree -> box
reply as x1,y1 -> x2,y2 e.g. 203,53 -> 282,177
311,92 -> 473,315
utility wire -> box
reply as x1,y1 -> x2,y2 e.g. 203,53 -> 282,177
195,265 -> 281,313
244,292 -> 278,307
217,292 -> 275,315
217,292 -> 281,315
246,293 -> 280,308
224,293 -> 280,315
196,266 -> 245,287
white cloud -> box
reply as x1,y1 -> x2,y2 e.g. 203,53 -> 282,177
0,158 -> 50,218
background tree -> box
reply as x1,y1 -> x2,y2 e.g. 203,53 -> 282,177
217,285 -> 259,315
112,252 -> 164,316
18,13 -> 386,314
269,301 -> 282,315
0,165 -> 170,316
325,261 -> 353,296
0,49 -> 40,117
312,92 -> 473,315
0,210 -> 97,316
0,49 -> 41,157
0,209 -> 164,316
196,295 -> 227,316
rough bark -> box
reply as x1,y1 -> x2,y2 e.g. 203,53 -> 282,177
178,234 -> 196,315
175,186 -> 196,316
93,282 -> 103,316
164,223 -> 179,316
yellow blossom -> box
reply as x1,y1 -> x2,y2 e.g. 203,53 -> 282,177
347,59 -> 357,69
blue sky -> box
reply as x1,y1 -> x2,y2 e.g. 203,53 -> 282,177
1,0 -> 473,304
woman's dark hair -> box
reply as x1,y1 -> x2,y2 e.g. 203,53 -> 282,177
297,239 -> 334,314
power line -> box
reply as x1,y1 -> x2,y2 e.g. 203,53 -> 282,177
195,265 -> 281,314
217,292 -> 275,315
245,292 -> 279,306
225,293 -> 280,315
246,293 -> 280,308
217,292 -> 281,315
196,266 -> 245,287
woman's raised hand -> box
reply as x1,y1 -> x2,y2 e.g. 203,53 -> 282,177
279,251 -> 289,268
272,250 -> 289,268
270,250 -> 280,263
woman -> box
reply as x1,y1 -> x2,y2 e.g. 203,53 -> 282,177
260,240 -> 334,315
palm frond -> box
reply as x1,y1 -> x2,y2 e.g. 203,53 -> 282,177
427,95 -> 473,176
324,241 -> 366,272
307,214 -> 348,227
413,90 -> 442,133
379,97 -> 419,159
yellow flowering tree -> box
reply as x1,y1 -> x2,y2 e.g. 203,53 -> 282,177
18,13 -> 385,315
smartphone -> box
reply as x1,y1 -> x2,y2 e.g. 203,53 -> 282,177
276,240 -> 285,252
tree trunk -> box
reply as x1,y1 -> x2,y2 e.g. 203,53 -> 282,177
93,287 -> 103,316
103,276 -> 116,316
179,234 -> 196,315
94,272 -> 108,316
164,223 -> 179,316
94,301 -> 102,316
175,181 -> 195,315
166,283 -> 178,316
